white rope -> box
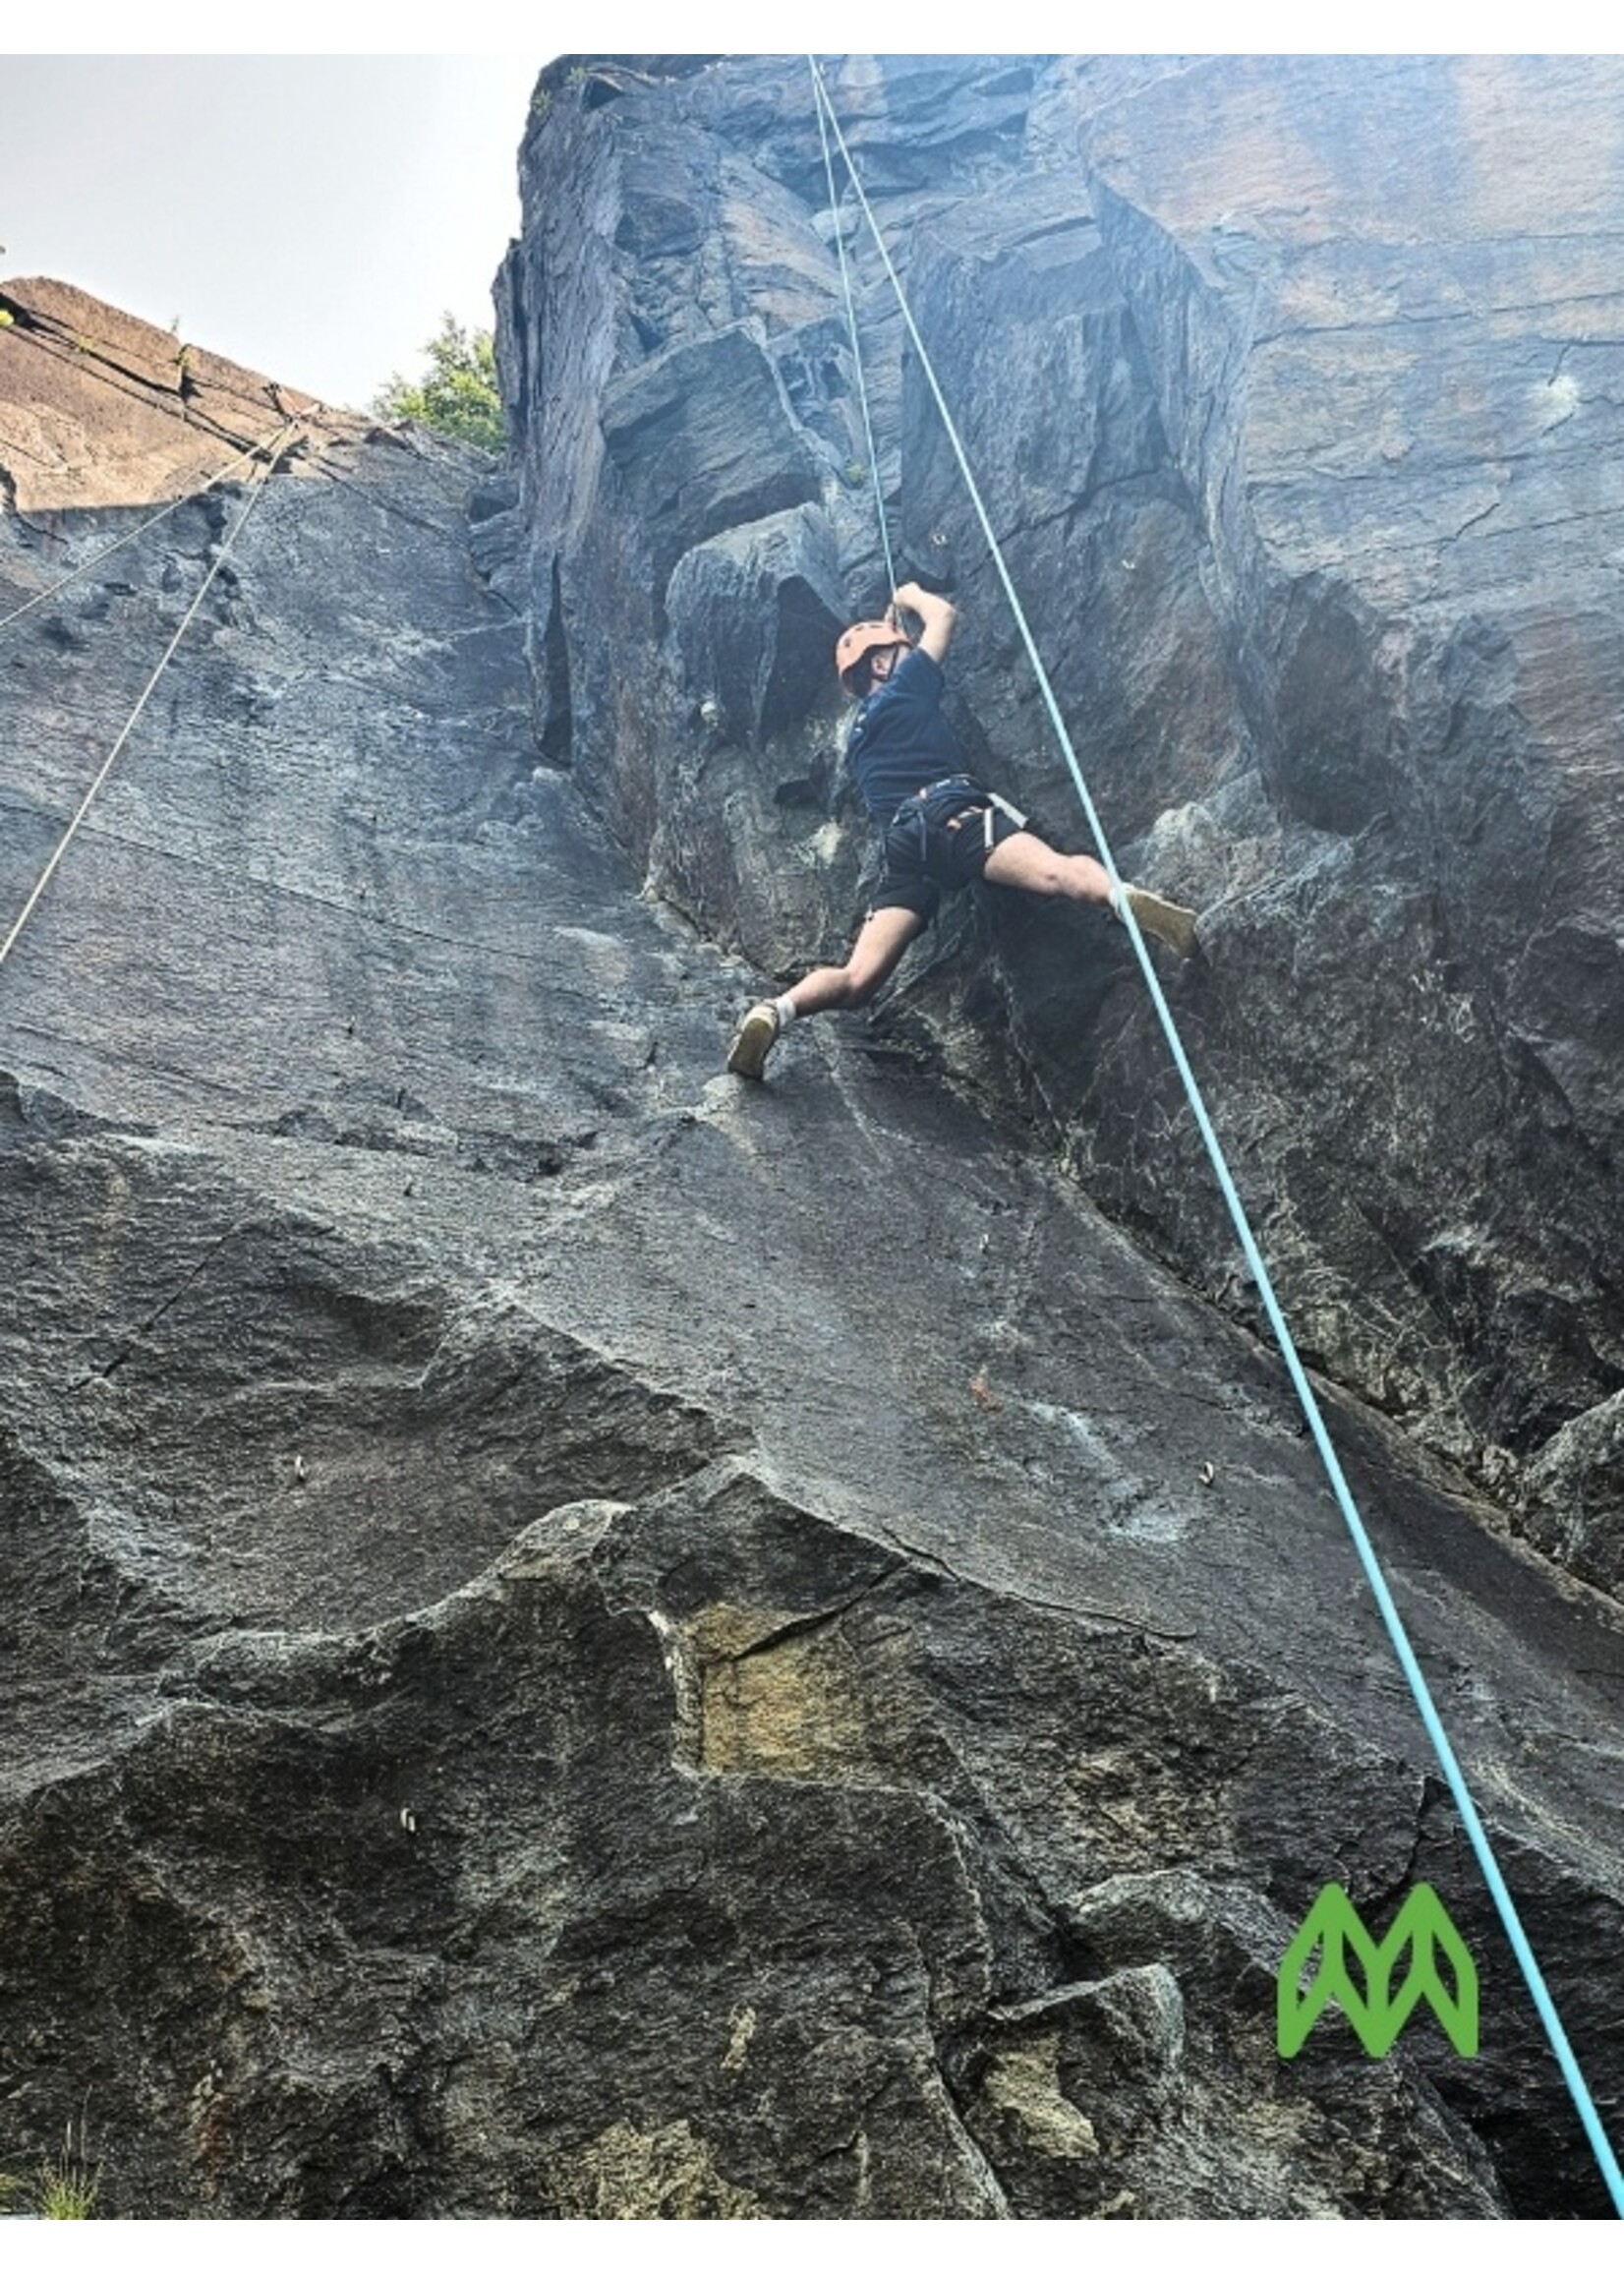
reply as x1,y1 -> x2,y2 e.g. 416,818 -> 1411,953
0,422 -> 292,631
811,61 -> 897,598
0,426 -> 299,973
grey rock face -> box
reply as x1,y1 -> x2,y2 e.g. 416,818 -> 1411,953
0,277 -> 321,514
1522,1392 -> 1624,1601
667,503 -> 846,748
498,54 -> 1624,1603
3,53 -> 1624,2221
600,326 -> 822,594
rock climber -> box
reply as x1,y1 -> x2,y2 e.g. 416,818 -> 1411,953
726,581 -> 1197,1079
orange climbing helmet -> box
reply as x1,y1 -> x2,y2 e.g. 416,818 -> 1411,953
835,618 -> 911,692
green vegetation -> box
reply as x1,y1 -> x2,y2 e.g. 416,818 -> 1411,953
36,2148 -> 98,2221
1,2120 -> 100,2219
373,316 -> 504,454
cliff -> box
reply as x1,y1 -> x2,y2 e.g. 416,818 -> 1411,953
491,53 -> 1624,1602
0,56 -> 1621,2220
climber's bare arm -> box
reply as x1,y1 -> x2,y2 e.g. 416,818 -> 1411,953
892,581 -> 957,664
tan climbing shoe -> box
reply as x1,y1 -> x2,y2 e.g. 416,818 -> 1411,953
1115,883 -> 1198,957
726,1002 -> 781,1079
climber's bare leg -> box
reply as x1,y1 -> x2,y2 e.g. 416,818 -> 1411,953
787,905 -> 925,1017
981,830 -> 1113,907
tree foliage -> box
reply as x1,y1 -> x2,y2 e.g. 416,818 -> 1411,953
374,316 -> 504,453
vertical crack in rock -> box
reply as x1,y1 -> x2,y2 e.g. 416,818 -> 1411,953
539,557 -> 574,767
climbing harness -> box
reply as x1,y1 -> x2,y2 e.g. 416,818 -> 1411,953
808,53 -> 1624,2215
973,786 -> 1028,852
0,419 -> 296,631
891,776 -> 1028,879
0,422 -> 301,975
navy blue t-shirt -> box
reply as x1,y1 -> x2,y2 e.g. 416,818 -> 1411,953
845,647 -> 966,822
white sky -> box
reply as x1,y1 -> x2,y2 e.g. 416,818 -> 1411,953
2,56 -> 544,409
1,13 -> 1590,414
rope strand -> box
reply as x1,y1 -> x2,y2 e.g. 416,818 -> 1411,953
812,60 -> 897,600
810,53 -> 1624,2216
0,425 -> 300,974
0,420 -> 294,632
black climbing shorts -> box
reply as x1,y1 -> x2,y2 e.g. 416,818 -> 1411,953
871,776 -> 1029,923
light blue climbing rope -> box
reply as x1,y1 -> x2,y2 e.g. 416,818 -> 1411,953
809,52 -> 1624,2217
811,61 -> 897,600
